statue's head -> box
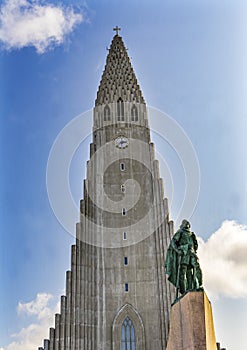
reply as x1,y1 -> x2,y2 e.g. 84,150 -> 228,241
180,219 -> 190,230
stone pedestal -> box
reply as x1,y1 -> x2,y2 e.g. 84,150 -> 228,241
166,291 -> 217,350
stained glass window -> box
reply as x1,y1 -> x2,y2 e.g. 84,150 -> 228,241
121,317 -> 136,350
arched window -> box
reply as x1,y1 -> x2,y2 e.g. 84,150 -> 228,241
104,105 -> 111,121
117,98 -> 124,121
121,317 -> 136,350
112,303 -> 145,350
131,105 -> 138,122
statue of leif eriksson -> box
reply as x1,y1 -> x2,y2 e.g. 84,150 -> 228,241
165,220 -> 203,299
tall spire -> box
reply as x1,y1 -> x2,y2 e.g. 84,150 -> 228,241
95,32 -> 145,106
38,29 -> 176,350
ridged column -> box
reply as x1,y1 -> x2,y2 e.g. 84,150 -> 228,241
152,155 -> 167,347
80,239 -> 86,349
65,271 -> 71,349
91,244 -> 96,350
60,296 -> 66,350
91,145 -> 100,349
168,220 -> 176,302
44,339 -> 50,350
88,212 -> 93,350
54,314 -> 60,350
84,174 -> 92,349
84,199 -> 89,349
49,328 -> 55,350
70,245 -> 76,349
75,234 -> 81,350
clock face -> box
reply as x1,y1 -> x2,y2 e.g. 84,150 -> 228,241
115,136 -> 129,149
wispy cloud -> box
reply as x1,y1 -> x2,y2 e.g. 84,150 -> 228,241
0,0 -> 83,53
1,293 -> 59,350
198,220 -> 247,300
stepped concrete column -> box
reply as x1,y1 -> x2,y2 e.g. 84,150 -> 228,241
44,339 -> 50,350
54,314 -> 60,350
49,328 -> 55,350
60,296 -> 66,350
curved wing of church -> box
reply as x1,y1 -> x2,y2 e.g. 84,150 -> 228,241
38,30 -> 176,350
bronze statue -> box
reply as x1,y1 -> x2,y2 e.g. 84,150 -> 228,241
165,220 -> 203,298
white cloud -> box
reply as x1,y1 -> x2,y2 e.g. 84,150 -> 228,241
2,293 -> 59,350
17,292 -> 53,320
0,0 -> 83,53
198,220 -> 247,300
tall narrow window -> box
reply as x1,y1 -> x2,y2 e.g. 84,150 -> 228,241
120,163 -> 125,171
123,232 -> 127,240
117,98 -> 124,121
124,257 -> 128,265
104,105 -> 111,121
131,105 -> 138,122
121,317 -> 136,350
121,184 -> 125,193
124,283 -> 129,292
122,208 -> 126,216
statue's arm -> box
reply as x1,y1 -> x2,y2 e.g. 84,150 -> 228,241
191,232 -> 198,252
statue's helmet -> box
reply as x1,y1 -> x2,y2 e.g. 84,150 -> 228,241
180,219 -> 190,229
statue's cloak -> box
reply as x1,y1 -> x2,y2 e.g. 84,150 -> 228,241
164,230 -> 182,287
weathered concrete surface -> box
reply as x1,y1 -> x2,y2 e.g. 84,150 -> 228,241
166,291 -> 217,350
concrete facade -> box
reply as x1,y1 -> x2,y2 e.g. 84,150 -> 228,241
38,33 -> 175,350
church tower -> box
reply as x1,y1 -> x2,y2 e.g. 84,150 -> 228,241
39,29 -> 175,350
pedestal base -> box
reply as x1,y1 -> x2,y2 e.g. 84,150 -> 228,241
166,291 -> 217,350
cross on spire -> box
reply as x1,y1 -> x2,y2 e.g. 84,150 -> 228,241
113,26 -> 121,35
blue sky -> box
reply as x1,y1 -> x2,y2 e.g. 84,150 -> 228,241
0,0 -> 247,349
